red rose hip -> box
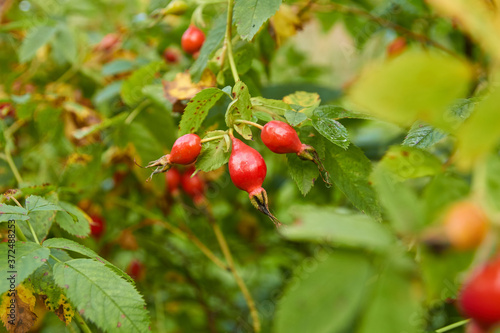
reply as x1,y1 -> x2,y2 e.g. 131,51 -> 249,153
181,167 -> 206,205
146,134 -> 201,178
229,137 -> 281,227
166,167 -> 182,196
90,214 -> 105,238
459,257 -> 500,328
181,25 -> 205,54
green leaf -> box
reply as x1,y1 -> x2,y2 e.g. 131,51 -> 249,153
403,121 -> 447,148
43,238 -> 134,284
284,109 -> 308,126
226,81 -> 253,139
19,25 -> 57,63
251,96 -> 290,121
283,91 -> 321,117
179,88 -> 225,135
379,146 -> 442,180
358,264 -> 423,333
0,204 -> 29,222
120,61 -> 163,106
286,154 -> 318,196
456,87 -> 500,169
275,252 -> 371,333
282,205 -> 394,251
234,0 -> 282,41
485,154 -> 500,212
26,195 -> 62,213
371,165 -> 425,234
196,131 -> 230,172
190,14 -> 226,82
312,108 -> 350,149
142,84 -> 172,111
53,259 -> 149,332
19,210 -> 56,242
52,25 -> 77,64
0,242 -> 50,294
324,141 -> 381,220
423,174 -> 469,225
55,202 -> 91,237
102,59 -> 135,76
315,105 -> 373,120
348,50 -> 472,128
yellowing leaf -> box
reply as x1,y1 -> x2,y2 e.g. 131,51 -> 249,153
163,70 -> 216,105
348,51 -> 472,129
283,91 -> 320,117
270,5 -> 302,45
1,284 -> 37,333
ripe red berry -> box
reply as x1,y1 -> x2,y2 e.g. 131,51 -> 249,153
127,259 -> 145,281
169,134 -> 202,164
261,121 -> 304,154
261,121 -> 331,185
229,137 -> 281,227
443,201 -> 488,250
89,214 -> 105,238
465,320 -> 489,333
146,134 -> 201,178
181,25 -> 205,54
180,167 -> 206,204
166,167 -> 181,195
459,257 -> 500,328
163,47 -> 180,64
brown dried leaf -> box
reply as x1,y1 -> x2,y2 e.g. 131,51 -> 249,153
163,70 -> 216,106
0,288 -> 37,333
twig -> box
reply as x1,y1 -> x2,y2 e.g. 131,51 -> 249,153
224,0 -> 240,82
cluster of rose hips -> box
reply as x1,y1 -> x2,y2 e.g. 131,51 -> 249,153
145,121 -> 323,227
166,166 -> 206,206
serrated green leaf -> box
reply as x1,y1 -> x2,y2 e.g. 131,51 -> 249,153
324,141 -> 381,220
379,146 -> 442,180
275,252 -> 371,333
231,42 -> 255,75
19,25 -> 57,63
43,238 -> 133,284
30,257 -> 67,309
52,25 -> 77,64
284,109 -> 308,126
403,121 -> 446,148
0,204 -> 29,222
179,88 -> 224,135
191,14 -> 226,82
26,195 -> 62,213
371,165 -> 425,234
312,108 -> 349,149
283,91 -> 321,117
286,154 -> 318,196
196,131 -> 230,172
251,96 -> 290,121
226,81 -> 253,139
234,0 -> 282,41
121,61 -> 162,106
315,105 -> 373,120
348,50 -> 472,129
0,242 -> 50,294
283,205 -> 394,251
53,259 -> 149,332
19,210 -> 56,242
55,202 -> 91,237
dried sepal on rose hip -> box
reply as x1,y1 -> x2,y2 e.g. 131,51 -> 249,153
260,121 -> 331,184
145,134 -> 201,179
228,137 -> 281,228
